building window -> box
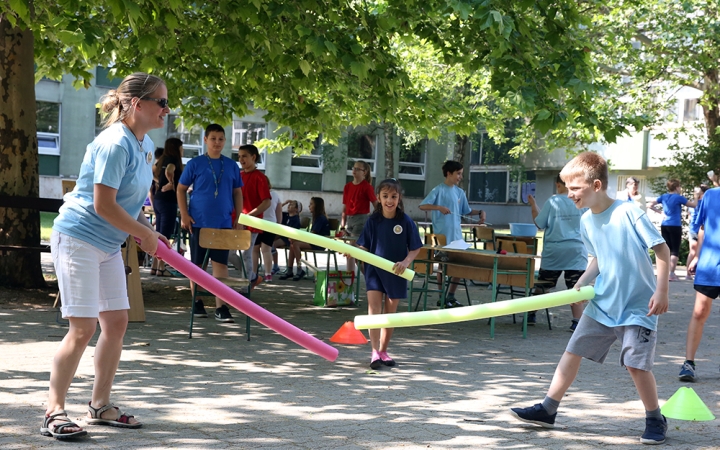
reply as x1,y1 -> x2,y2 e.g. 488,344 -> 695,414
232,121 -> 267,169
167,114 -> 203,160
683,98 -> 702,122
291,135 -> 324,173
398,139 -> 426,179
95,67 -> 121,88
469,170 -> 509,203
468,122 -> 527,203
346,131 -> 377,176
37,101 -> 60,156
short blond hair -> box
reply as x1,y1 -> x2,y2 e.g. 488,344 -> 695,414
560,151 -> 608,190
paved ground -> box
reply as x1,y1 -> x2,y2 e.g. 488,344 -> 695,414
0,254 -> 718,449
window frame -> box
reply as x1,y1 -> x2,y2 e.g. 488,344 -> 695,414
467,166 -> 511,203
167,114 -> 204,163
291,135 -> 324,174
231,120 -> 267,170
36,101 -> 61,156
346,132 -> 378,178
398,138 -> 427,181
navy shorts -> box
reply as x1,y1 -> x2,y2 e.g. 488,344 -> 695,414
661,225 -> 682,256
189,227 -> 229,266
695,284 -> 720,299
538,269 -> 585,289
365,266 -> 407,299
254,231 -> 276,246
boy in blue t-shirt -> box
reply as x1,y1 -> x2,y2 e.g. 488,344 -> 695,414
678,187 -> 720,382
177,124 -> 243,322
649,179 -> 697,281
510,152 -> 671,445
419,160 -> 485,308
527,174 -> 588,330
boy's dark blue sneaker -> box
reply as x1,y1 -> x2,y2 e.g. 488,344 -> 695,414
640,415 -> 667,445
678,361 -> 697,382
509,403 -> 556,428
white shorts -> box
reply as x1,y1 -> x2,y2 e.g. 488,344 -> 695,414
51,231 -> 129,318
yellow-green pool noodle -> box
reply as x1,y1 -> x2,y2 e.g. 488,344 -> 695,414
354,286 -> 595,329
239,214 -> 415,281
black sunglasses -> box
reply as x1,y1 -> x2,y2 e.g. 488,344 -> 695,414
143,97 -> 169,108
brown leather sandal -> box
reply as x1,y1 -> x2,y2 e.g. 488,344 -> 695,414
86,402 -> 142,429
41,410 -> 88,439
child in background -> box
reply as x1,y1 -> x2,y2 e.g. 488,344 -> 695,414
178,124 -> 243,323
510,152 -> 670,445
237,144 -> 272,289
277,200 -> 302,280
419,160 -> 485,308
150,139 -> 184,277
527,174 -> 588,329
678,185 -> 720,382
253,176 -> 282,282
357,179 -> 423,369
649,179 -> 696,281
289,197 -> 330,281
341,160 -> 377,273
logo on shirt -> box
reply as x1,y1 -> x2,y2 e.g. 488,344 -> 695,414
393,225 -> 403,234
146,152 -> 153,164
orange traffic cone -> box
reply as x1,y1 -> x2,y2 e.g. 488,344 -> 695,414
330,321 -> 368,344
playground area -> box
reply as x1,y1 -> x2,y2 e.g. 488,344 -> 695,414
0,256 -> 718,449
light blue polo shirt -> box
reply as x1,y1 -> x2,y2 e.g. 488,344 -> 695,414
420,183 -> 471,243
580,200 -> 665,330
534,194 -> 587,270
53,122 -> 154,253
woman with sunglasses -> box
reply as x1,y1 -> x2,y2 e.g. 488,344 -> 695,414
341,161 -> 377,272
43,73 -> 170,440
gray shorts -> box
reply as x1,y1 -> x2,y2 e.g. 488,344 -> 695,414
346,214 -> 369,237
566,315 -> 656,372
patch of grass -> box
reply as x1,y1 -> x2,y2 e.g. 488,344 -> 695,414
40,212 -> 58,241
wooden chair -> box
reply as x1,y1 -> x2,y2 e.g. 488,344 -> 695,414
473,227 -> 496,250
412,234 -> 471,310
189,228 -> 252,339
495,239 -> 553,330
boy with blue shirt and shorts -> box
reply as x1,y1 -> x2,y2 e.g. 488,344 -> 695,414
510,152 -> 671,445
419,161 -> 485,308
678,187 -> 720,382
527,174 -> 588,329
177,124 -> 243,323
649,179 -> 697,281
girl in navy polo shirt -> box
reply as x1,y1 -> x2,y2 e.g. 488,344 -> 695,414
357,179 -> 423,369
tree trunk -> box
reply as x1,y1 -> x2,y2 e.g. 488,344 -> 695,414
0,17 -> 46,288
454,134 -> 469,190
702,69 -> 720,175
384,122 -> 394,179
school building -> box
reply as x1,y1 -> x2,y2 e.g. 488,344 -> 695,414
35,68 -> 702,225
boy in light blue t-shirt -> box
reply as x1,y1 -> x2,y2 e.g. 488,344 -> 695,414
510,152 -> 671,445
419,160 -> 485,308
527,174 -> 588,330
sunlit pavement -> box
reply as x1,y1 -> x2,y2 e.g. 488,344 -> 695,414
0,255 -> 717,449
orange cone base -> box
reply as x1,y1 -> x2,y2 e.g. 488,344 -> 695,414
330,321 -> 368,345
661,387 -> 715,421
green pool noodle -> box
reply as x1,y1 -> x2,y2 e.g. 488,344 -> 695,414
239,214 -> 415,281
354,286 -> 595,329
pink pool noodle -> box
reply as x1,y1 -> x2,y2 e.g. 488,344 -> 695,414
152,242 -> 338,362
